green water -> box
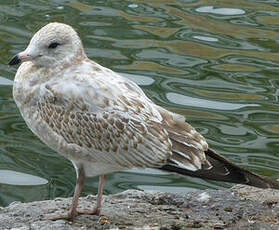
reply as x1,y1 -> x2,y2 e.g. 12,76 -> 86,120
0,0 -> 279,206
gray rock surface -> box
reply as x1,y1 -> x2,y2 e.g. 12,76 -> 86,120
0,184 -> 279,229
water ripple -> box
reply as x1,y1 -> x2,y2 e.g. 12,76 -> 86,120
196,6 -> 245,16
166,92 -> 259,110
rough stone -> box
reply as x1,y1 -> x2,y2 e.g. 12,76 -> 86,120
0,185 -> 278,229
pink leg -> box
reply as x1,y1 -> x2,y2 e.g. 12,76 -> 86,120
75,174 -> 105,215
69,168 -> 85,219
47,173 -> 106,221
93,174 -> 106,215
47,167 -> 85,221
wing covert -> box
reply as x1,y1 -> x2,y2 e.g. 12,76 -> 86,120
37,100 -> 172,169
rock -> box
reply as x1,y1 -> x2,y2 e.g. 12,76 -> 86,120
0,185 -> 278,229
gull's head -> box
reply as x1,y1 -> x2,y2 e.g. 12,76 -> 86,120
9,22 -> 86,67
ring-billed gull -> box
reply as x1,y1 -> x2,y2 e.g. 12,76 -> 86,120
9,22 -> 279,220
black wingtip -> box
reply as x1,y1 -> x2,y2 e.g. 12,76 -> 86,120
8,54 -> 21,66
160,148 -> 279,190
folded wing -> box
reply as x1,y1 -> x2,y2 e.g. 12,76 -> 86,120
158,108 -> 279,189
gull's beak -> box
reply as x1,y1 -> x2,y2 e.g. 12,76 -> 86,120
9,51 -> 32,66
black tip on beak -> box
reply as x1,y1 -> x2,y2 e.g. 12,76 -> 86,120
9,54 -> 21,66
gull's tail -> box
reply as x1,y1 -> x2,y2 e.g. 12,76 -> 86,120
160,148 -> 279,189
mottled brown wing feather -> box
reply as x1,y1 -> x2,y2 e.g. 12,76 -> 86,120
158,108 -> 211,171
37,100 -> 172,169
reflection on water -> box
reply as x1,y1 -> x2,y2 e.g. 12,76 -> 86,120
195,6 -> 245,15
0,0 -> 279,207
0,77 -> 12,86
166,92 -> 258,110
0,170 -> 48,186
193,35 -> 219,42
120,73 -> 154,86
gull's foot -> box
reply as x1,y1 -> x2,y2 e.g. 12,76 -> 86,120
45,211 -> 77,221
45,208 -> 100,221
77,207 -> 101,216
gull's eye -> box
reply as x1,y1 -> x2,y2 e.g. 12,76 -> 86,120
48,42 -> 60,49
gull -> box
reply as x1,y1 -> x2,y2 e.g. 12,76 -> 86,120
9,22 -> 279,220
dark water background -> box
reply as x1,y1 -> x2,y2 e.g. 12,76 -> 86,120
0,0 -> 279,206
